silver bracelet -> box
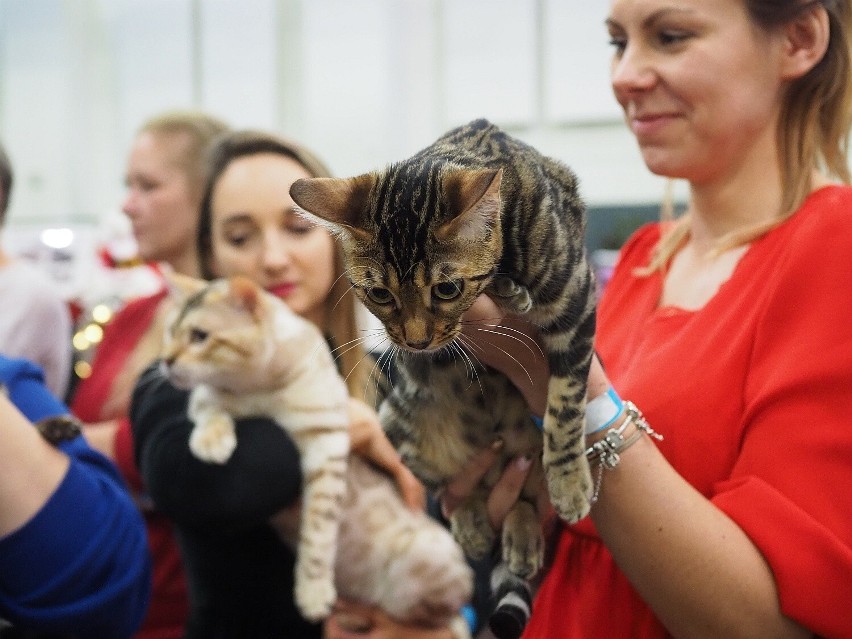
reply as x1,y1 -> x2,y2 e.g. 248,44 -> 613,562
585,401 -> 663,503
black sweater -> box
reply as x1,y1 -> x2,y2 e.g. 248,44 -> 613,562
130,364 -> 322,639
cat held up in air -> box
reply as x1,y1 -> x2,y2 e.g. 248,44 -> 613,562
289,118 -> 597,639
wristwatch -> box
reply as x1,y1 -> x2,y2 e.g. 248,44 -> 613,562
35,415 -> 84,445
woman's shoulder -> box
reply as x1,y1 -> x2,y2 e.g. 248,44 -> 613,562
765,184 -> 852,266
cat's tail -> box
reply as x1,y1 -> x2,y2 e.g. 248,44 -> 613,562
488,562 -> 533,639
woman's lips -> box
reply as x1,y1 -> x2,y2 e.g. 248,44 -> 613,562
631,113 -> 677,138
268,283 -> 296,298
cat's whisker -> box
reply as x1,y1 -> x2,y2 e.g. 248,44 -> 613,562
459,331 -> 536,389
361,337 -> 397,403
468,324 -> 545,360
461,316 -> 545,358
377,344 -> 400,396
451,340 -> 485,397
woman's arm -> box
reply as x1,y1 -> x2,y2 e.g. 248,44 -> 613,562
0,358 -> 151,638
0,395 -> 68,536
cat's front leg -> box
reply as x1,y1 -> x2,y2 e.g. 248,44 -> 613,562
541,376 -> 593,524
488,276 -> 533,314
187,388 -> 238,464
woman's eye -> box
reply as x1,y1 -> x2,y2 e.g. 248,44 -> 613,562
658,30 -> 691,47
433,281 -> 462,301
608,36 -> 627,54
190,328 -> 209,344
366,287 -> 394,305
286,220 -> 315,235
225,233 -> 249,248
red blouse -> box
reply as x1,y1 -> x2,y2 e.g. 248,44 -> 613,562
524,186 -> 852,638
72,290 -> 188,639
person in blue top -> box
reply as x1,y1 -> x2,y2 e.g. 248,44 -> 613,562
0,354 -> 151,637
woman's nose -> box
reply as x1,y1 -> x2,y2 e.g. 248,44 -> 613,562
261,233 -> 292,272
121,190 -> 138,218
611,44 -> 656,99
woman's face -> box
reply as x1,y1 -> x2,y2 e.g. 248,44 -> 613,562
208,153 -> 337,329
122,131 -> 200,268
607,0 -> 787,184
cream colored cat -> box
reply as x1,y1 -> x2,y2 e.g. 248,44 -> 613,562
161,273 -> 473,636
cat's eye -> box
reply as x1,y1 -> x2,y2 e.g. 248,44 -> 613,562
433,281 -> 463,301
366,287 -> 394,305
190,328 -> 209,344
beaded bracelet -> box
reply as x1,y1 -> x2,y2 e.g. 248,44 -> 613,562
585,401 -> 663,503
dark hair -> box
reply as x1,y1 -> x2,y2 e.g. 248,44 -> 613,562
0,141 -> 14,224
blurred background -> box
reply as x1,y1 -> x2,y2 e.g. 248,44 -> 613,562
0,0 -> 682,305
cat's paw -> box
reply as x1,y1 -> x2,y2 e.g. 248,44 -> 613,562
450,503 -> 495,560
502,502 -> 544,578
189,415 -> 237,464
546,465 -> 592,525
489,276 -> 533,314
295,575 -> 336,622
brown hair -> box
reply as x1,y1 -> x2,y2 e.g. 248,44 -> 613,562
645,0 -> 852,272
197,130 -> 375,401
0,141 -> 13,225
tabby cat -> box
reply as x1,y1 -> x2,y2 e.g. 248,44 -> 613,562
160,273 -> 473,637
289,118 -> 596,639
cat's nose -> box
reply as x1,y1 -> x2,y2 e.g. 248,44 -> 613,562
405,338 -> 432,351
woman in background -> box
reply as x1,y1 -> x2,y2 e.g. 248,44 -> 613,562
131,130 -> 437,638
71,110 -> 230,639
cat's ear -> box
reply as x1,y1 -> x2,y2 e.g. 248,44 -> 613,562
435,168 -> 502,243
289,174 -> 375,242
164,271 -> 207,302
226,275 -> 265,319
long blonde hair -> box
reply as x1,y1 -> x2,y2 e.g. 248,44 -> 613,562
644,0 -> 852,272
196,130 -> 375,401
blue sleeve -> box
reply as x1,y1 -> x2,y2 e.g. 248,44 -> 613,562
0,356 -> 151,637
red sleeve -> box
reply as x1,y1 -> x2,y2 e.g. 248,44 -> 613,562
711,201 -> 852,638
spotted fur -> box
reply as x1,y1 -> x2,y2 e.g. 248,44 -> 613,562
290,118 -> 596,639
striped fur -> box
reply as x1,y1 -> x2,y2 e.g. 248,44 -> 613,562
161,274 -> 473,635
290,119 -> 596,639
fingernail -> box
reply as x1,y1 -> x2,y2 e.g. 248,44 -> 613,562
491,438 -> 504,451
516,455 -> 532,471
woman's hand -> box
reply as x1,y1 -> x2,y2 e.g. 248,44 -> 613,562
348,397 -> 426,511
324,599 -> 457,639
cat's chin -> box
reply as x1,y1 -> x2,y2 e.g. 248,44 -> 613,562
160,363 -> 193,391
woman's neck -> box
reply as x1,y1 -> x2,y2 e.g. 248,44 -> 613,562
164,251 -> 201,279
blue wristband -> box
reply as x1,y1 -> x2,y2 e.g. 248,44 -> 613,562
530,388 -> 624,434
584,387 -> 624,434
